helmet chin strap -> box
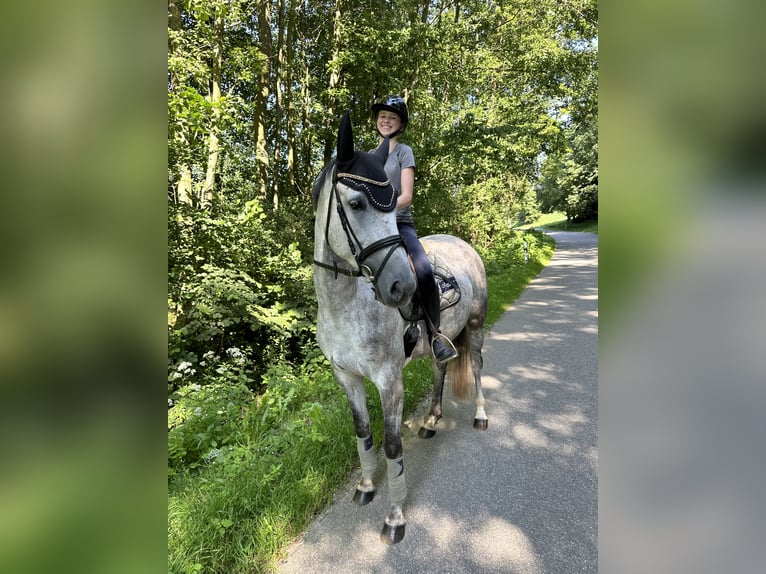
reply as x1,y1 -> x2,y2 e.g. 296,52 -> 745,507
377,128 -> 402,139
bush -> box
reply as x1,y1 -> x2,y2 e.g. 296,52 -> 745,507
477,228 -> 548,276
168,350 -> 255,472
566,183 -> 598,222
168,196 -> 316,398
168,350 -> 357,573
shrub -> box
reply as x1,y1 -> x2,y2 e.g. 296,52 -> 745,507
168,196 -> 316,398
168,374 -> 254,473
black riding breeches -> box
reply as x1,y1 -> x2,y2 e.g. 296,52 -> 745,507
398,221 -> 440,334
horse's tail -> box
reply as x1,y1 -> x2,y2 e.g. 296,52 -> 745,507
448,327 -> 474,400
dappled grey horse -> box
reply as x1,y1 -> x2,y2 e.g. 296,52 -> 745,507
312,112 -> 489,544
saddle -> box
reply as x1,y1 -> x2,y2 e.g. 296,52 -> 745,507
400,249 -> 461,357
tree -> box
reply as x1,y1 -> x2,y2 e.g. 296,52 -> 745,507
537,65 -> 597,220
535,1 -> 598,221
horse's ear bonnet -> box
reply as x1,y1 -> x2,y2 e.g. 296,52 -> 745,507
335,111 -> 398,212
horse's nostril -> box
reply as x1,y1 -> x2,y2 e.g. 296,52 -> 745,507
390,281 -> 402,302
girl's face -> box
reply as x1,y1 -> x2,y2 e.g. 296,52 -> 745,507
376,111 -> 402,137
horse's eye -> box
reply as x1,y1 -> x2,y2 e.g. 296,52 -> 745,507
348,197 -> 366,211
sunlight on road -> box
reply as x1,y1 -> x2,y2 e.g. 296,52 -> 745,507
470,517 -> 544,573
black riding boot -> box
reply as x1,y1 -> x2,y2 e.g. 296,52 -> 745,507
423,290 -> 458,364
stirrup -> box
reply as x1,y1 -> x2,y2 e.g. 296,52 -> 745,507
431,333 -> 458,363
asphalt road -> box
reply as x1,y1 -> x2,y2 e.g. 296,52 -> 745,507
279,231 -> 598,574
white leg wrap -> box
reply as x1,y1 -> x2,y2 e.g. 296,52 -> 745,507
386,457 -> 407,505
357,435 -> 377,479
474,404 -> 487,420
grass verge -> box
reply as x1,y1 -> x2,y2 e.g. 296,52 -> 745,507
518,211 -> 598,234
168,230 -> 555,573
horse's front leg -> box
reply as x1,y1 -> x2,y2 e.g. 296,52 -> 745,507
377,376 -> 407,544
333,367 -> 378,505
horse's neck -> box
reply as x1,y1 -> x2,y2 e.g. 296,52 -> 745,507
313,265 -> 358,303
313,216 -> 359,303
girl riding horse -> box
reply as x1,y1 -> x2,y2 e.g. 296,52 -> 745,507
371,95 -> 458,364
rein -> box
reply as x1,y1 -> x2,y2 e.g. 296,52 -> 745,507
313,165 -> 405,287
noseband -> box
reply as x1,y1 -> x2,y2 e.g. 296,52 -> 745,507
313,165 -> 405,287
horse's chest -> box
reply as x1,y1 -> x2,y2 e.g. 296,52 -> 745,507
316,305 -> 401,370
317,306 -> 375,347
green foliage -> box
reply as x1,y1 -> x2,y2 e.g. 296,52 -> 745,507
168,0 -> 597,229
484,231 -> 556,325
168,375 -> 254,473
538,137 -> 598,222
520,210 -> 598,234
169,350 -> 357,573
536,22 -> 598,223
168,194 -> 316,395
453,176 -> 541,249
477,229 -> 542,275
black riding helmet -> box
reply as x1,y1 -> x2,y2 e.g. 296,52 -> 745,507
372,95 -> 409,137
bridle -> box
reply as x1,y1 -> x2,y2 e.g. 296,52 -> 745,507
313,164 -> 405,288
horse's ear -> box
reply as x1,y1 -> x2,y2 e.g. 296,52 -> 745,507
373,137 -> 390,165
337,111 -> 354,164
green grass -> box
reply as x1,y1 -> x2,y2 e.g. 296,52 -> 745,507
168,231 -> 556,574
518,211 -> 598,234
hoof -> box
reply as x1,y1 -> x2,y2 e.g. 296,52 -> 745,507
473,418 -> 488,430
380,522 -> 405,544
352,489 -> 375,506
418,427 -> 436,439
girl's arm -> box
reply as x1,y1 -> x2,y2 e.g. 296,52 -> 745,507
397,166 -> 415,209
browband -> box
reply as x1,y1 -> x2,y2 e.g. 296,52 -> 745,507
336,172 -> 390,187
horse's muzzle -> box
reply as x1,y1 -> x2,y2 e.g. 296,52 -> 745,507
376,266 -> 416,307
389,277 -> 415,305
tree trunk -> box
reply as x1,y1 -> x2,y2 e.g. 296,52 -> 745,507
200,9 -> 224,207
323,0 -> 344,164
300,41 -> 312,186
271,0 -> 287,211
254,0 -> 272,200
168,0 -> 193,205
284,0 -> 297,197
297,0 -> 313,188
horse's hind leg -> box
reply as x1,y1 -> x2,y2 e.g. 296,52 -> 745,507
334,367 -> 378,505
470,326 -> 488,430
418,360 -> 447,439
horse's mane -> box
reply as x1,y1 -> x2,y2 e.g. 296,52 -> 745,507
312,160 -> 336,211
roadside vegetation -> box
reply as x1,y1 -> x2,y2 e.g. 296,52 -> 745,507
518,211 -> 599,234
